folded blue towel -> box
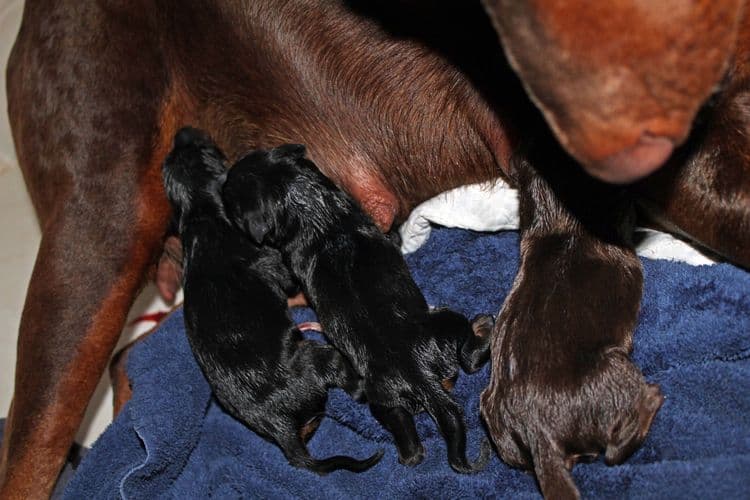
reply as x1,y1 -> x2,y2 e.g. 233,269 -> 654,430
64,228 -> 750,499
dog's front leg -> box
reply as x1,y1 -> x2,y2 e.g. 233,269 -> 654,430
0,186 -> 170,498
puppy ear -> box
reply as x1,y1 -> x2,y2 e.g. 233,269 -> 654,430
223,170 -> 270,244
162,167 -> 190,213
270,143 -> 306,161
532,439 -> 581,500
605,383 -> 664,465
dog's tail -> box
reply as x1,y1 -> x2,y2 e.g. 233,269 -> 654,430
423,387 -> 492,474
279,433 -> 384,475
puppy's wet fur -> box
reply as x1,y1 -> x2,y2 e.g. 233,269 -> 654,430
222,144 -> 493,473
162,128 -> 382,475
480,154 -> 664,499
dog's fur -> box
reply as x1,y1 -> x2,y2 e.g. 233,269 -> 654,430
222,144 -> 494,473
4,1 -> 749,497
163,128 -> 382,475
481,143 -> 665,499
481,0 -> 744,182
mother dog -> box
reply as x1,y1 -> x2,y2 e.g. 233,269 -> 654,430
4,0 -> 748,498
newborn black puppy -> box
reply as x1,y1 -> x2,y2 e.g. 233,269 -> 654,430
222,144 -> 493,473
162,128 -> 382,475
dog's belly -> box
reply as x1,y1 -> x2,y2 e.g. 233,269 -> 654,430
158,0 -> 519,230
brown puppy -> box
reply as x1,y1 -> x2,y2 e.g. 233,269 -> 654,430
4,1 -> 748,497
481,144 -> 664,499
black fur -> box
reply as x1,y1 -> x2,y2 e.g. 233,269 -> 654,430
222,144 -> 494,473
162,128 -> 383,475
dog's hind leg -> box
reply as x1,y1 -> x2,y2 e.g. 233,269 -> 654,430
369,404 -> 425,466
293,341 -> 365,401
423,390 -> 492,474
1,3 -> 176,493
0,170 -> 171,497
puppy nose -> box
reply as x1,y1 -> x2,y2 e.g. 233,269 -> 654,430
593,133 -> 675,184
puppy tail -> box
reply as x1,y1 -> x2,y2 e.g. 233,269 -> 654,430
531,437 -> 581,500
423,389 -> 492,474
458,314 -> 494,373
280,434 -> 384,475
304,449 -> 385,475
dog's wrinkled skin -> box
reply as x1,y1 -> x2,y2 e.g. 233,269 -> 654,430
222,144 -> 494,473
163,128 -> 382,475
5,0 -> 750,497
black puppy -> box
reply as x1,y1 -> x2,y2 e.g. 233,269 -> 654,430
162,128 -> 382,474
222,144 -> 494,473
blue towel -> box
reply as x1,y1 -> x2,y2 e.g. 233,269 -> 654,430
64,228 -> 750,499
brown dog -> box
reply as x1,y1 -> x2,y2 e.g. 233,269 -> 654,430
482,0 -> 745,183
4,1 -> 748,498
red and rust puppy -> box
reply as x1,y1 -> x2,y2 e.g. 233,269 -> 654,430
163,127 -> 382,474
222,144 -> 494,473
4,1 -> 748,497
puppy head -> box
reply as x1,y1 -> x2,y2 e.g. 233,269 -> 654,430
223,144 -> 315,244
484,0 -> 741,182
604,382 -> 664,465
481,351 -> 663,499
162,127 -> 228,220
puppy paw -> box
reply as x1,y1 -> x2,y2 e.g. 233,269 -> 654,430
470,314 -> 494,338
604,382 -> 664,465
459,314 -> 494,373
397,443 -> 425,467
449,438 -> 493,474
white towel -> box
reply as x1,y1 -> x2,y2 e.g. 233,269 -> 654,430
399,178 -> 717,266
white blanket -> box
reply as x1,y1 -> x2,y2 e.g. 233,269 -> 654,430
399,178 -> 717,266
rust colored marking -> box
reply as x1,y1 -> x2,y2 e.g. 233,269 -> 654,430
299,415 -> 323,443
287,292 -> 309,308
441,376 -> 458,392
